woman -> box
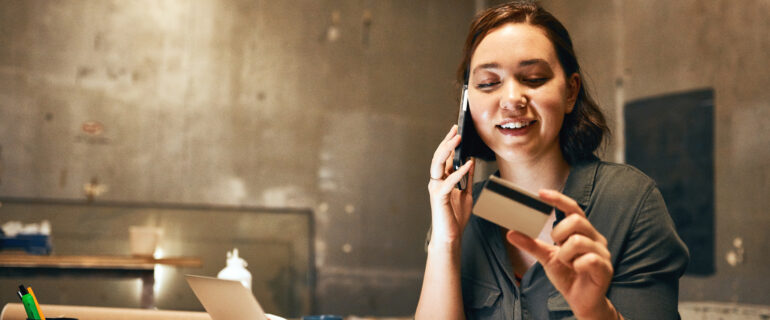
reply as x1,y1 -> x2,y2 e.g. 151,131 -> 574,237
415,2 -> 688,319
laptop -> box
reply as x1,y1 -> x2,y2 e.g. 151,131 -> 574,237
186,275 -> 269,320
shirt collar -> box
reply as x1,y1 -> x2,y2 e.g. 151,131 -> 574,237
562,159 -> 600,208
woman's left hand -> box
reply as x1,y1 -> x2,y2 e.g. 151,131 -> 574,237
506,189 -> 618,320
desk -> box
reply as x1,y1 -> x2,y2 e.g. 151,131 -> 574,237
0,254 -> 201,308
0,303 -> 211,320
1,304 -> 419,320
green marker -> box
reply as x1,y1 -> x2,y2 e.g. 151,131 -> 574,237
19,285 -> 41,320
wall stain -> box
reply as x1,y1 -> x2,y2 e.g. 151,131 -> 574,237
93,32 -> 105,50
59,169 -> 67,188
76,66 -> 94,79
106,66 -> 126,80
84,177 -> 108,202
75,120 -> 110,145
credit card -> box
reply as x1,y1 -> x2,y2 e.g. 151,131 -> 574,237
473,175 -> 553,238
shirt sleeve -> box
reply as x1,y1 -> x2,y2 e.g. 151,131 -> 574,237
608,185 -> 690,320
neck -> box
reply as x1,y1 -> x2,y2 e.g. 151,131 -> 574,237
496,149 -> 571,195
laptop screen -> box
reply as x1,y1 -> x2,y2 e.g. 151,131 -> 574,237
186,275 -> 269,320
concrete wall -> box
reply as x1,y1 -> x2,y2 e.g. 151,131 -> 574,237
541,0 -> 770,306
0,0 -> 474,316
2,0 -> 768,316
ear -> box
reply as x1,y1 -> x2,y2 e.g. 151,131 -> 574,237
565,73 -> 580,114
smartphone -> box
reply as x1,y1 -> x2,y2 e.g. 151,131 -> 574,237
453,85 -> 472,190
473,175 -> 554,238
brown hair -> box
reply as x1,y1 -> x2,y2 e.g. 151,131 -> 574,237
457,0 -> 609,165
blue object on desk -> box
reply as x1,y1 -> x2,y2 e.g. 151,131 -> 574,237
0,234 -> 52,254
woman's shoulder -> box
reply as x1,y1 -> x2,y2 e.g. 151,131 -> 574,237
576,160 -> 663,214
593,160 -> 658,191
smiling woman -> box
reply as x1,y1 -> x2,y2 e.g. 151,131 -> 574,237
455,3 -> 608,166
415,1 -> 689,320
468,23 -> 578,166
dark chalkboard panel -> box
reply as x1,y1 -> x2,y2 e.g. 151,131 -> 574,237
625,89 -> 714,275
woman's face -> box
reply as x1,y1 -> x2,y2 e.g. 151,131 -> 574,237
468,23 -> 578,163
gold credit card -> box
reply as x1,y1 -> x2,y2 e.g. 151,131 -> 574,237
473,175 -> 554,238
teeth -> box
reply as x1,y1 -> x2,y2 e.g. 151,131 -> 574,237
499,121 -> 530,129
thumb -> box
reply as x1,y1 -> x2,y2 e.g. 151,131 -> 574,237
506,230 -> 553,264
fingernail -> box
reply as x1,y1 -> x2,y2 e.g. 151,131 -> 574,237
507,230 -> 525,241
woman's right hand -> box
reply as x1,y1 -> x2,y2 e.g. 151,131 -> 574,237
428,125 -> 476,246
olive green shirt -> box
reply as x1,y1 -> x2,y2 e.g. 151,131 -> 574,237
460,160 -> 689,320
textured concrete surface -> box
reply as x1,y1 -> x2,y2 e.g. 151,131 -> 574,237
0,0 -> 473,316
2,0 -> 768,316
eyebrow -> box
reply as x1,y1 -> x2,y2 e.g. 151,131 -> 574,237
519,58 -> 549,67
472,59 -> 550,75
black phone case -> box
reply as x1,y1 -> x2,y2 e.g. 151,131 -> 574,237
453,85 -> 471,190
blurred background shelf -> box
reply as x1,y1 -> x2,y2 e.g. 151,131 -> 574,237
0,253 -> 202,308
0,253 -> 201,270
